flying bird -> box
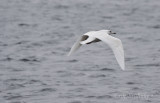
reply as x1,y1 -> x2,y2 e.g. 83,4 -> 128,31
67,30 -> 125,70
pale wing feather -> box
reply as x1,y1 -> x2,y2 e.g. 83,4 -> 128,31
92,34 -> 125,70
111,40 -> 125,70
67,35 -> 88,56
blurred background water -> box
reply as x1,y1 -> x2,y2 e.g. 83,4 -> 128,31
0,0 -> 160,103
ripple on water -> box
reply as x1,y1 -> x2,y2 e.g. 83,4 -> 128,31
67,59 -> 78,63
100,68 -> 115,72
149,25 -> 160,29
69,101 -> 82,103
89,74 -> 106,78
19,57 -> 40,62
3,93 -> 22,100
39,88 -> 56,92
18,23 -> 30,27
7,83 -> 25,90
85,95 -> 113,99
126,81 -> 135,85
132,87 -> 141,90
24,79 -> 47,86
1,57 -> 13,61
135,63 -> 160,67
54,4 -> 70,9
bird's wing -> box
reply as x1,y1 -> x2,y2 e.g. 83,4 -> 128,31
92,34 -> 125,70
67,35 -> 88,56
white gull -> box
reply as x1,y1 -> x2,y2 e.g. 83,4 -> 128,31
68,30 -> 125,70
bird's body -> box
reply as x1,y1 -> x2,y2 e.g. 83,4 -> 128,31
68,30 -> 125,70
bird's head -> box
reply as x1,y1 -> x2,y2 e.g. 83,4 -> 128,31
106,30 -> 116,35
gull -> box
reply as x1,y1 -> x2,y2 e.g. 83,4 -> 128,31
67,30 -> 125,70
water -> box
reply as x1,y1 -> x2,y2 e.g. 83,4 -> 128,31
0,0 -> 160,103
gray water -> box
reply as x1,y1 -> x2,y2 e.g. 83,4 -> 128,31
0,0 -> 160,103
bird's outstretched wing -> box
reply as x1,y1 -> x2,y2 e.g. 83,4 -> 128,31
67,35 -> 88,56
91,34 -> 125,70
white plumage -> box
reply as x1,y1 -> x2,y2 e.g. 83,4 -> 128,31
68,30 -> 125,70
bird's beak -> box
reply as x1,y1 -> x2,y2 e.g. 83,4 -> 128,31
112,32 -> 116,34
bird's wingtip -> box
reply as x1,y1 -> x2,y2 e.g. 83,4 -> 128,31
122,68 -> 125,71
121,66 -> 125,71
67,51 -> 73,56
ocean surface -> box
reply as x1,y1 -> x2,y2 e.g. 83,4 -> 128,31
0,0 -> 160,103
